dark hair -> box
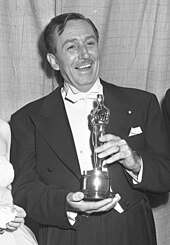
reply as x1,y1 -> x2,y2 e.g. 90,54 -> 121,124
43,12 -> 99,54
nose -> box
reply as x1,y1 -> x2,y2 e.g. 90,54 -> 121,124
78,45 -> 90,59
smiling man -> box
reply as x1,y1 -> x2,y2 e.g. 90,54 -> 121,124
46,18 -> 100,92
10,13 -> 170,245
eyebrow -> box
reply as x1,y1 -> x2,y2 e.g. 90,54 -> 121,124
62,35 -> 96,48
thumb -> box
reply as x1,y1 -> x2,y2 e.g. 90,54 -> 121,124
67,192 -> 84,202
13,205 -> 26,217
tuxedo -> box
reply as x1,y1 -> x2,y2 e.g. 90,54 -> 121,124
10,80 -> 170,245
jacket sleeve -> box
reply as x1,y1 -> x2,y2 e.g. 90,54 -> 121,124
132,93 -> 170,192
10,114 -> 77,229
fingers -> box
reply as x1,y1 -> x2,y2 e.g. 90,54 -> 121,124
13,216 -> 25,224
95,135 -> 128,160
6,218 -> 24,231
81,198 -> 114,213
98,134 -> 121,142
6,222 -> 19,231
104,142 -> 131,164
5,205 -> 26,231
66,192 -> 85,212
67,192 -> 84,202
94,134 -> 138,171
86,193 -> 121,213
67,191 -> 121,214
97,144 -> 120,159
94,134 -> 141,173
13,205 -> 26,218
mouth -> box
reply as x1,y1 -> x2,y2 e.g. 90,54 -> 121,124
75,62 -> 92,71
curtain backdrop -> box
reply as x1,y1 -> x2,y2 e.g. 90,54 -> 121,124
0,0 -> 170,244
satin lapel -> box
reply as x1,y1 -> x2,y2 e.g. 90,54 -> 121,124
102,81 -> 139,138
31,87 -> 81,180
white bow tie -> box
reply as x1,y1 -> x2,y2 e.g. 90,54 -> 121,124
65,89 -> 99,103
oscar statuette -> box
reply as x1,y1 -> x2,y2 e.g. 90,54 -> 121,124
80,94 -> 113,200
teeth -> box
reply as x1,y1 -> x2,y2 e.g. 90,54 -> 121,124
79,64 -> 91,69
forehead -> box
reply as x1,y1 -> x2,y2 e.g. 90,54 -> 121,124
56,19 -> 96,43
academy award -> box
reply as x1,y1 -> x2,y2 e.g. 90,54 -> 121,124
80,94 -> 113,200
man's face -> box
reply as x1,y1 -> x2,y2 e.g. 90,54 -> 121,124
53,19 -> 100,92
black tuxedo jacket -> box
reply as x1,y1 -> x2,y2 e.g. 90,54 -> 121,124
10,80 -> 170,245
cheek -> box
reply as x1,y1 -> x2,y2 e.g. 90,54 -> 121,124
57,51 -> 75,67
95,52 -> 100,63
63,57 -> 76,72
58,58 -> 72,73
60,64 -> 76,81
91,47 -> 99,57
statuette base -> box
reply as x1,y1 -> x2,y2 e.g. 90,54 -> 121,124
80,168 -> 113,201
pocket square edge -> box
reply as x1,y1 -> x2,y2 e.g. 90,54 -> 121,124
129,126 -> 142,137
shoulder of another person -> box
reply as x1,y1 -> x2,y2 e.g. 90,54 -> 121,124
162,88 -> 170,109
0,119 -> 10,141
0,119 -> 10,132
165,88 -> 170,98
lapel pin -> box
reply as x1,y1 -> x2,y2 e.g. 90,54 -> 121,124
127,110 -> 132,115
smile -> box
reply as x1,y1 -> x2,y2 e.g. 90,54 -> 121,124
76,63 -> 92,70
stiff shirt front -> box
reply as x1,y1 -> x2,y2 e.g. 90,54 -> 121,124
61,78 -> 102,174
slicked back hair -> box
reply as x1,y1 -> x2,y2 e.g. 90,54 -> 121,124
43,12 -> 99,55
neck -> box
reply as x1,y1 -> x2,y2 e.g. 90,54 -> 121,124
64,78 -> 100,93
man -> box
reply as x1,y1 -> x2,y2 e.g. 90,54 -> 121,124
10,13 -> 170,245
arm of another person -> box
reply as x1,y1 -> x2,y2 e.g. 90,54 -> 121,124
0,119 -> 26,232
0,119 -> 11,160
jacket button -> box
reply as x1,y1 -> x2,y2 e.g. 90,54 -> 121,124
47,167 -> 52,172
127,110 -> 132,115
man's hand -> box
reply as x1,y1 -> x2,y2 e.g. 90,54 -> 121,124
6,205 -> 26,231
95,134 -> 141,174
66,191 -> 121,215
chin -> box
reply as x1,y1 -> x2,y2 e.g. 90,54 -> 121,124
80,83 -> 95,92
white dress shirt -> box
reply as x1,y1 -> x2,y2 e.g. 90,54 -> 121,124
61,78 -> 102,174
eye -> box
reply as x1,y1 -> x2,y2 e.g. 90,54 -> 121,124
87,41 -> 95,46
67,45 -> 76,50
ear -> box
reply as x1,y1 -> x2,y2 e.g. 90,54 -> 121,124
47,53 -> 59,71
